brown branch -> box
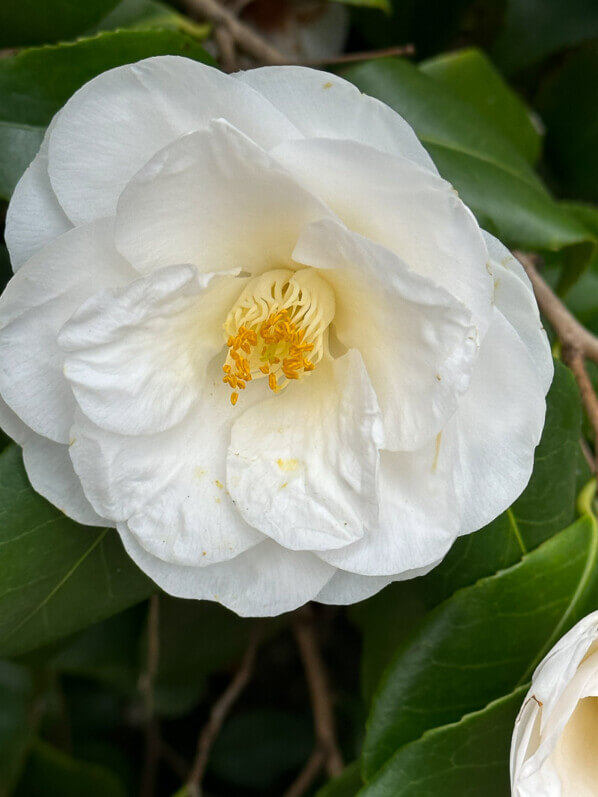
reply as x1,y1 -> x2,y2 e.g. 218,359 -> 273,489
516,252 -> 598,471
186,627 -> 261,797
214,24 -> 238,72
283,749 -> 326,797
286,605 -> 343,797
304,44 -> 415,67
139,595 -> 161,797
180,0 -> 289,64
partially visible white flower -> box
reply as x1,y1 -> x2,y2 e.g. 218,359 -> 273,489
511,611 -> 598,796
0,57 -> 552,616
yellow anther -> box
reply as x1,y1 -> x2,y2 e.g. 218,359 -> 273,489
230,392 -> 239,406
222,268 -> 334,406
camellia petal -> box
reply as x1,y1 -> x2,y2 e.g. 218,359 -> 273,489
511,611 -> 598,797
484,231 -> 553,394
0,220 -> 135,443
274,137 -> 493,338
118,526 -> 335,617
114,121 -> 332,276
69,364 -> 269,567
5,120 -> 72,270
317,442 -> 458,575
443,309 -> 546,535
22,435 -> 109,527
47,56 -> 301,226
60,265 -> 245,436
293,219 -> 478,451
235,65 -> 438,174
226,349 -> 384,552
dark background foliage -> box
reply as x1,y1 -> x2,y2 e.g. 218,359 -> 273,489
1,1 -> 598,795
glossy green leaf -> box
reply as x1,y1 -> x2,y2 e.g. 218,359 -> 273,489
360,687 -> 527,797
85,0 -> 210,40
0,445 -> 153,658
341,59 -> 594,259
332,0 -> 391,11
0,29 -> 213,200
355,361 -> 582,698
0,0 -> 119,48
0,662 -> 36,796
421,48 -> 541,164
535,43 -> 598,204
317,760 -> 363,796
492,0 -> 598,75
362,505 -> 598,782
14,740 -> 126,797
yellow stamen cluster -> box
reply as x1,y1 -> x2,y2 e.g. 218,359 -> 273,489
222,268 -> 335,406
223,309 -> 316,405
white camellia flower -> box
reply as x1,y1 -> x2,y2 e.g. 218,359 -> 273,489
0,57 -> 552,616
511,611 -> 598,796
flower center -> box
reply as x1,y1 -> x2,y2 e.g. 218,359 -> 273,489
222,268 -> 335,405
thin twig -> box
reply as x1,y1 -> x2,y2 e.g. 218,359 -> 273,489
516,251 -> 598,470
186,627 -> 261,797
283,748 -> 326,797
516,252 -> 598,364
139,595 -> 161,797
214,24 -> 238,72
288,605 -> 343,797
180,0 -> 288,64
304,43 -> 415,67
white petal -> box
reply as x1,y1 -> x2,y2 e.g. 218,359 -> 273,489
47,56 -> 301,225
235,65 -> 437,173
293,219 -> 478,451
227,349 -> 383,552
22,435 -> 108,527
5,120 -> 71,270
273,137 -> 493,337
512,613 -> 598,796
316,571 -> 396,605
445,309 -> 546,535
60,265 -> 244,436
114,121 -> 331,276
317,442 -> 458,575
484,231 -> 553,394
0,220 -> 135,443
118,527 -> 335,617
69,365 -> 268,567
0,396 -> 28,444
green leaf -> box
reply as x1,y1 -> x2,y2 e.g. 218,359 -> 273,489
491,0 -> 598,75
362,504 -> 598,783
340,59 -> 594,260
317,760 -> 363,796
360,686 -> 527,797
535,43 -> 598,204
15,740 -> 126,797
0,445 -> 153,658
420,48 -> 541,164
332,0 -> 391,11
0,122 -> 44,199
49,604 -> 146,693
0,0 -> 120,48
0,29 -> 213,200
85,0 -> 210,40
355,361 -> 582,699
0,662 -> 36,796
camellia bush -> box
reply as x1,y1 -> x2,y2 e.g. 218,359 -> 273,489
1,1 -> 598,796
